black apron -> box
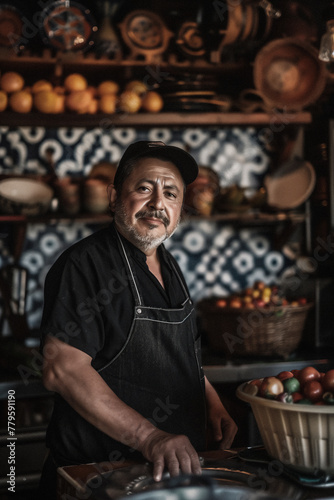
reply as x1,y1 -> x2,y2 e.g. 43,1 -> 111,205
98,233 -> 207,454
48,233 -> 207,466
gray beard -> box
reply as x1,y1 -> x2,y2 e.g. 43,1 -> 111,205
114,200 -> 180,252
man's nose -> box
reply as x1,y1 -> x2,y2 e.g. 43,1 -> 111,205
148,189 -> 164,210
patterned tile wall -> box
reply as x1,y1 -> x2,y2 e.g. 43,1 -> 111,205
0,126 -> 295,331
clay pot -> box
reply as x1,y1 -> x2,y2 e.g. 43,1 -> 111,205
184,166 -> 220,216
83,179 -> 109,214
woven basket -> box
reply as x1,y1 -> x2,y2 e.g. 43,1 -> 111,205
197,299 -> 312,359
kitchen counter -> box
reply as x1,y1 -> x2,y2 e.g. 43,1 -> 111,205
57,450 -> 334,500
203,357 -> 333,383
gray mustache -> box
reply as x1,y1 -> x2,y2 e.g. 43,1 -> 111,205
136,210 -> 170,227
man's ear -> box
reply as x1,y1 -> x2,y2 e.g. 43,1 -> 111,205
107,184 -> 117,211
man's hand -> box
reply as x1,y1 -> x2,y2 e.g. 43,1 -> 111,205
207,405 -> 238,450
204,377 -> 238,450
139,429 -> 202,482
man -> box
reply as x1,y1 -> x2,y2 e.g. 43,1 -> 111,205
39,141 -> 237,497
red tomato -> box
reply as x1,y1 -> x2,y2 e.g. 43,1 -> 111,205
292,392 -> 303,403
249,378 -> 263,387
277,371 -> 294,381
296,366 -> 320,386
322,369 -> 334,393
303,380 -> 324,402
291,369 -> 300,378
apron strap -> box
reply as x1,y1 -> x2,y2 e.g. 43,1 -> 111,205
115,230 -> 143,306
116,229 -> 190,307
160,245 -> 190,305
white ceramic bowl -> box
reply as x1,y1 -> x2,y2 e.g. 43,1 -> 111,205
0,178 -> 54,215
237,382 -> 334,474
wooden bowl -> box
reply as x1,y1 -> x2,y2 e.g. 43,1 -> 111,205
254,38 -> 328,110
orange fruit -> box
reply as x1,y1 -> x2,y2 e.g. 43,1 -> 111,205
1,71 -> 25,93
31,80 -> 53,94
85,98 -> 98,114
97,80 -> 119,95
0,90 -> 8,111
118,90 -> 141,114
141,91 -> 164,113
65,90 -> 92,112
125,80 -> 148,96
54,94 -> 65,114
87,85 -> 97,98
99,94 -> 117,114
64,73 -> 87,92
34,90 -> 63,113
9,90 -> 33,113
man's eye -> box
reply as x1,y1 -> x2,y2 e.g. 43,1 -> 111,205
166,192 -> 177,199
138,186 -> 150,192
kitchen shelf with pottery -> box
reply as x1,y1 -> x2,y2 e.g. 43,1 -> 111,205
0,0 -> 328,127
0,36 -> 324,126
0,154 -> 315,265
0,62 -> 312,127
0,168 -> 312,225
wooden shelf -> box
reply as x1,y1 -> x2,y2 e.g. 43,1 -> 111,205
0,213 -> 111,225
0,111 -> 312,128
0,49 -> 313,128
0,210 -> 306,226
182,211 -> 306,225
0,50 -> 250,74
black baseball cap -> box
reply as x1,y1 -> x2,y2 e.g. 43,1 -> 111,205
114,141 -> 198,186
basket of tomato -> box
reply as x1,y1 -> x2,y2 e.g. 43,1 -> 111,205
197,282 -> 312,359
237,366 -> 334,474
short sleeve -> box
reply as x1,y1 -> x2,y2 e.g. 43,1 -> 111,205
41,249 -> 107,359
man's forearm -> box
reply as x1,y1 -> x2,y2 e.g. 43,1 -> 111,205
204,376 -> 223,408
43,336 -> 157,452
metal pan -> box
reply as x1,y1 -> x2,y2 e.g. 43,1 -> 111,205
86,464 -> 290,500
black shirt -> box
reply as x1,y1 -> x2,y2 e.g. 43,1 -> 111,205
40,222 -> 189,370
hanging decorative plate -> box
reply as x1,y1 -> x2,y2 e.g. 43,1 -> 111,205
118,10 -> 173,62
40,0 -> 97,51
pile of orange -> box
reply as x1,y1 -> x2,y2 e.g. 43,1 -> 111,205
0,71 -> 164,115
0,71 -> 32,113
